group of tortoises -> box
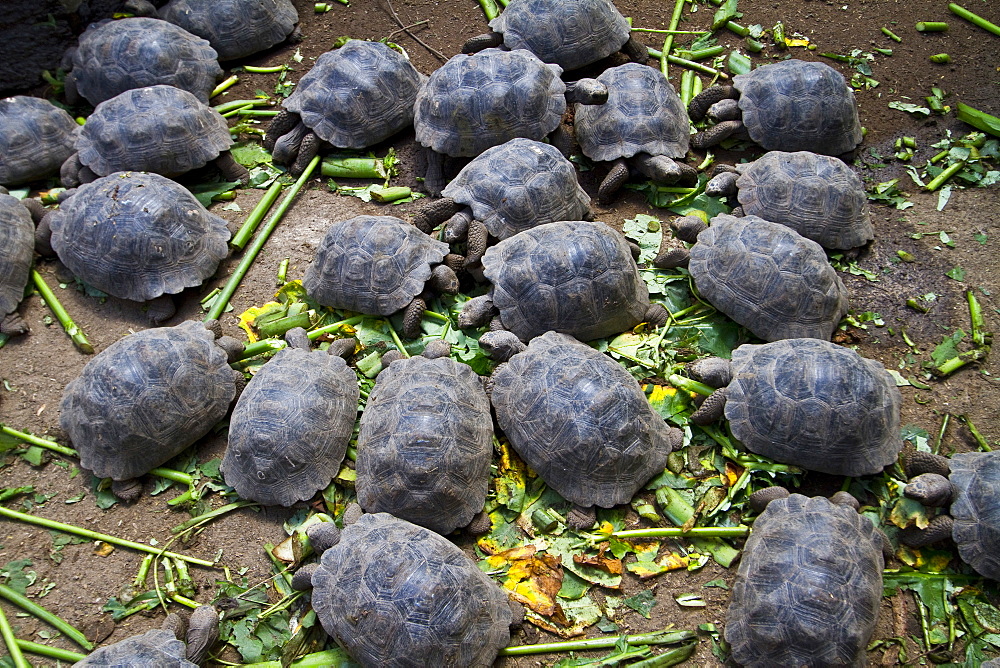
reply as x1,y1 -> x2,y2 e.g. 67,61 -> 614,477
1,0 -> 997,666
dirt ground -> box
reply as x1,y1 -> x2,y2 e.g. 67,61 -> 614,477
2,0 -> 1000,666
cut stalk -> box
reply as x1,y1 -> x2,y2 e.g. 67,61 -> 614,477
967,289 -> 987,346
647,50 -> 728,78
370,186 -> 413,203
958,414 -> 992,451
679,70 -> 696,109
0,584 -> 93,650
276,257 -> 289,285
667,373 -> 715,397
1,425 -> 77,457
725,21 -> 749,37
243,65 -> 286,74
16,639 -> 86,663
916,21 -> 949,31
320,157 -> 387,179
677,45 -> 725,61
237,109 -> 279,117
0,506 -> 215,567
31,270 -> 93,353
631,28 -> 709,35
929,53 -> 951,63
660,0 -> 688,77
0,602 -> 29,668
171,500 -> 257,534
882,27 -> 903,41
205,154 -> 321,321
307,315 -> 365,340
499,629 -> 696,656
211,75 -> 239,99
956,103 -> 1000,137
477,0 -> 500,20
948,3 -> 1000,37
386,321 -> 410,358
233,648 -> 355,667
238,338 -> 288,360
213,99 -> 273,115
220,103 -> 255,118
611,526 -> 750,539
231,180 -> 284,249
923,159 -> 966,191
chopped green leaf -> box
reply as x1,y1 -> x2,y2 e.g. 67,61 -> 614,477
624,589 -> 658,618
946,266 -> 966,281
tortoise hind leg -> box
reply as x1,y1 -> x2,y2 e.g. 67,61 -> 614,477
462,31 -> 504,54
597,158 -> 630,203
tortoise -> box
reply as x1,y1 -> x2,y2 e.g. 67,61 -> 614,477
705,151 -> 873,252
0,192 -> 44,337
264,40 -> 422,175
60,85 -> 248,187
413,48 -> 607,195
725,490 -> 884,667
409,138 -> 592,265
293,512 -> 514,667
461,0 -> 648,71
900,450 -> 1000,580
689,59 -> 863,156
74,606 -> 218,667
489,331 -> 681,527
38,171 -> 231,323
355,353 -> 493,534
0,96 -> 78,187
657,213 -> 849,342
574,62 -> 696,202
459,220 -> 667,349
221,329 -> 359,507
686,338 -> 902,477
64,17 -> 222,106
60,319 -> 244,501
302,215 -> 462,339
124,0 -> 299,61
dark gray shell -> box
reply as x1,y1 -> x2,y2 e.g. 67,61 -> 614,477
311,513 -> 512,667
356,356 -> 492,534
0,96 -> 78,186
73,629 -> 195,667
159,0 -> 298,61
0,195 -> 34,320
60,321 -> 236,481
48,171 -> 230,302
732,59 -> 863,155
222,347 -> 359,507
440,138 -> 590,240
303,216 -> 449,316
488,0 -> 631,71
283,40 -> 422,149
77,85 -> 233,178
735,151 -> 872,250
490,331 -> 676,507
949,451 -> 1000,580
689,214 -> 848,342
725,494 -> 883,667
482,220 -> 650,342
724,339 -> 902,476
574,63 -> 690,162
414,49 -> 566,157
70,17 -> 222,105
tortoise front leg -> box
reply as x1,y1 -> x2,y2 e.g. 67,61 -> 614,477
597,158 -> 630,203
462,31 -> 504,54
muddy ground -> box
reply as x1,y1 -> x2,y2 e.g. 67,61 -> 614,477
2,0 -> 1000,665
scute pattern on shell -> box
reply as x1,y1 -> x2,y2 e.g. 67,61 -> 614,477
0,96 -> 78,186
77,85 -> 233,177
725,494 -> 884,667
356,356 -> 492,534
441,138 -> 590,240
71,17 -> 222,105
733,59 -> 863,155
303,215 -> 449,315
724,339 -> 902,476
283,40 -> 422,149
311,513 -> 512,667
689,214 -> 848,341
736,151 -> 873,250
489,0 -> 631,71
574,63 -> 690,162
73,629 -> 195,667
949,451 -> 1000,580
490,331 -> 675,507
222,347 -> 359,507
0,195 -> 34,319
48,171 -> 230,302
60,321 -> 236,481
482,220 -> 650,342
159,0 -> 298,61
414,49 -> 566,157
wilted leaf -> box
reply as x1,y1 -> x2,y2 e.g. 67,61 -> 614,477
526,596 -> 602,637
624,589 -> 658,618
546,535 -> 622,589
573,545 -> 622,575
502,549 -> 565,617
888,496 -> 934,529
675,593 -> 707,607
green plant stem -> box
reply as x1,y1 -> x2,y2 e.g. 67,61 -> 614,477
0,425 -> 77,457
307,315 -> 365,340
967,289 -> 987,346
237,110 -> 280,117
659,0 -> 687,77
955,103 -> 1000,138
213,99 -> 272,114
0,602 -> 29,668
610,526 -> 750,539
370,186 -> 413,203
220,103 -> 255,118
243,65 -> 286,73
211,75 -> 239,98
0,506 -> 215,567
647,49 -> 727,78
31,270 -> 93,353
205,155 -> 320,321
667,373 -> 716,397
958,414 -> 992,451
171,500 -> 257,534
238,338 -> 288,360
881,27 -> 903,41
16,639 -> 86,663
386,321 -> 410,358
499,629 -> 696,656
320,157 -> 387,179
477,0 -> 500,20
231,180 -> 284,249
916,21 -> 949,31
631,28 -> 709,35
923,159 -> 966,191
678,45 -> 725,61
934,414 -> 951,454
948,3 -> 1000,37
0,584 -> 93,650
725,21 -> 748,36
929,53 -> 951,63
233,649 -> 354,667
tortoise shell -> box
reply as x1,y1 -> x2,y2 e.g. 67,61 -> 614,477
74,629 -> 195,667
950,451 -> 1000,580
0,195 -> 34,323
0,96 -> 78,186
158,0 -> 298,61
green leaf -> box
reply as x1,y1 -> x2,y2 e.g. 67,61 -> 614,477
702,578 -> 729,589
711,0 -> 739,30
623,589 -> 657,618
888,101 -> 931,117
186,180 -> 240,208
946,265 -> 966,281
230,141 -> 273,168
622,214 -> 663,265
19,445 -> 44,466
1,559 -> 36,594
557,570 -> 591,600
930,329 -> 965,367
546,535 -> 622,589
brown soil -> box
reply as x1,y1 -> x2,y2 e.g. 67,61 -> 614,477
2,0 -> 1000,666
